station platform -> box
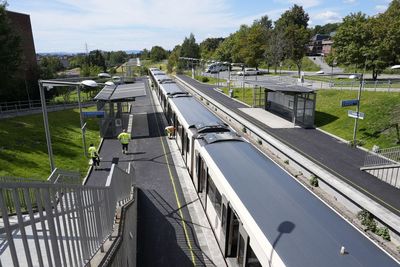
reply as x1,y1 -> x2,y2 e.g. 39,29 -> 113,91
85,78 -> 225,266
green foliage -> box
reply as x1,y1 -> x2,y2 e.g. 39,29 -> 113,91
106,50 -> 128,66
334,4 -> 400,80
309,175 -> 319,187
201,77 -> 209,83
150,46 -> 167,62
275,5 -> 311,77
167,45 -> 183,73
200,37 -> 224,60
376,227 -> 391,241
180,33 -> 200,59
311,23 -> 340,35
357,210 -> 377,232
88,50 -> 106,72
80,64 -> 103,77
284,159 -> 289,164
39,56 -> 64,79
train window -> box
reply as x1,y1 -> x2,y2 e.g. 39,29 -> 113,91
237,234 -> 245,265
207,175 -> 222,219
246,244 -> 261,267
221,204 -> 227,229
186,136 -> 190,154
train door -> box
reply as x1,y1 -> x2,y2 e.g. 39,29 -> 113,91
198,157 -> 208,208
226,204 -> 240,258
185,134 -> 190,164
219,195 -> 229,253
181,128 -> 186,156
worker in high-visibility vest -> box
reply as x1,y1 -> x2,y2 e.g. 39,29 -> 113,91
117,129 -> 131,154
88,143 -> 100,170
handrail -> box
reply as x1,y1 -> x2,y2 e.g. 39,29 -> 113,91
0,164 -> 134,267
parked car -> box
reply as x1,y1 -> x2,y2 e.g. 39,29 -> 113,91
236,68 -> 260,76
205,63 -> 229,73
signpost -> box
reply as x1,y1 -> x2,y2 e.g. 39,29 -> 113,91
82,111 -> 105,118
347,110 -> 365,120
341,99 -> 359,107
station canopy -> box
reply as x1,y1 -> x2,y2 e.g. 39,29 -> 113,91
245,80 -> 315,93
94,82 -> 146,102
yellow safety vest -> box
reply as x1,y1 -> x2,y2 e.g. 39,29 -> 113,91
118,132 -> 131,144
88,146 -> 97,158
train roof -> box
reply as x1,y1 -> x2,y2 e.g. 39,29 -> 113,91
170,97 -> 225,129
204,141 -> 398,267
160,83 -> 188,97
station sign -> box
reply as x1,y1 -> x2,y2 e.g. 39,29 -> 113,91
82,111 -> 105,118
348,110 -> 365,120
341,99 -> 359,107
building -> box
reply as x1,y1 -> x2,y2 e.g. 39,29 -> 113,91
308,34 -> 330,56
6,10 -> 39,100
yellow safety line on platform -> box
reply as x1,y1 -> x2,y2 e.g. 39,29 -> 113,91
148,82 -> 197,266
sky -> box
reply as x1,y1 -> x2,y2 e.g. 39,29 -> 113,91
7,0 -> 392,53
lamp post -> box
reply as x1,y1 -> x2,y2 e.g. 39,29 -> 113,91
38,79 -> 104,172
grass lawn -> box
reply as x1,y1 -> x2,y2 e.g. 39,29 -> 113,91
217,86 -> 400,149
0,106 -> 101,180
316,90 -> 400,149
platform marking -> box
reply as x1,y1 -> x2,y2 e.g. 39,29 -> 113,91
148,81 -> 196,266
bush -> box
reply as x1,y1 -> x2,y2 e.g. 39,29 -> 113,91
309,175 -> 319,187
357,210 -> 377,232
201,77 -> 209,83
284,160 -> 289,165
376,227 -> 391,241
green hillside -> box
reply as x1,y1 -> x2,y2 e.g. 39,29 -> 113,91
316,90 -> 400,149
0,107 -> 100,180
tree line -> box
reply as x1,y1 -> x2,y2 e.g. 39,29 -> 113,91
167,0 -> 400,80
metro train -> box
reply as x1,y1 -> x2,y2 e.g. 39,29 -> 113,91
148,69 -> 400,267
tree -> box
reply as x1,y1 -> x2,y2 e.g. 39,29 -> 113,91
180,33 -> 200,59
214,35 -> 235,62
266,29 -> 285,73
108,50 -> 128,66
275,5 -> 311,77
88,50 -> 106,72
199,37 -> 224,60
167,45 -> 183,73
38,56 -> 64,79
312,23 -> 340,35
150,46 -> 167,62
0,1 -> 23,101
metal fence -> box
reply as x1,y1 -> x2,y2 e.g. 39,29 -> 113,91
362,146 -> 400,188
0,97 -> 93,116
363,146 -> 400,167
0,163 -> 134,267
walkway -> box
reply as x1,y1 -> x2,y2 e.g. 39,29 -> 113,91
85,78 -> 224,266
177,75 -> 400,219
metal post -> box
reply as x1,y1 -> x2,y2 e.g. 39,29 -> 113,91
39,81 -> 55,172
77,85 -> 88,157
353,74 -> 363,147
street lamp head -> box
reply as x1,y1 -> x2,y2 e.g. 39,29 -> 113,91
105,81 -> 115,86
98,72 -> 111,78
81,80 -> 99,88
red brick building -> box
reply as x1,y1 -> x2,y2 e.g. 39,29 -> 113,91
6,10 -> 39,99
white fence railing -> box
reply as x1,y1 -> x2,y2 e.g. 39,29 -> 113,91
0,163 -> 134,267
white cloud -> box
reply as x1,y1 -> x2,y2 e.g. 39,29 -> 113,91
343,0 -> 357,3
22,0 -> 246,52
375,5 -> 387,13
287,0 -> 321,8
313,10 -> 341,22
